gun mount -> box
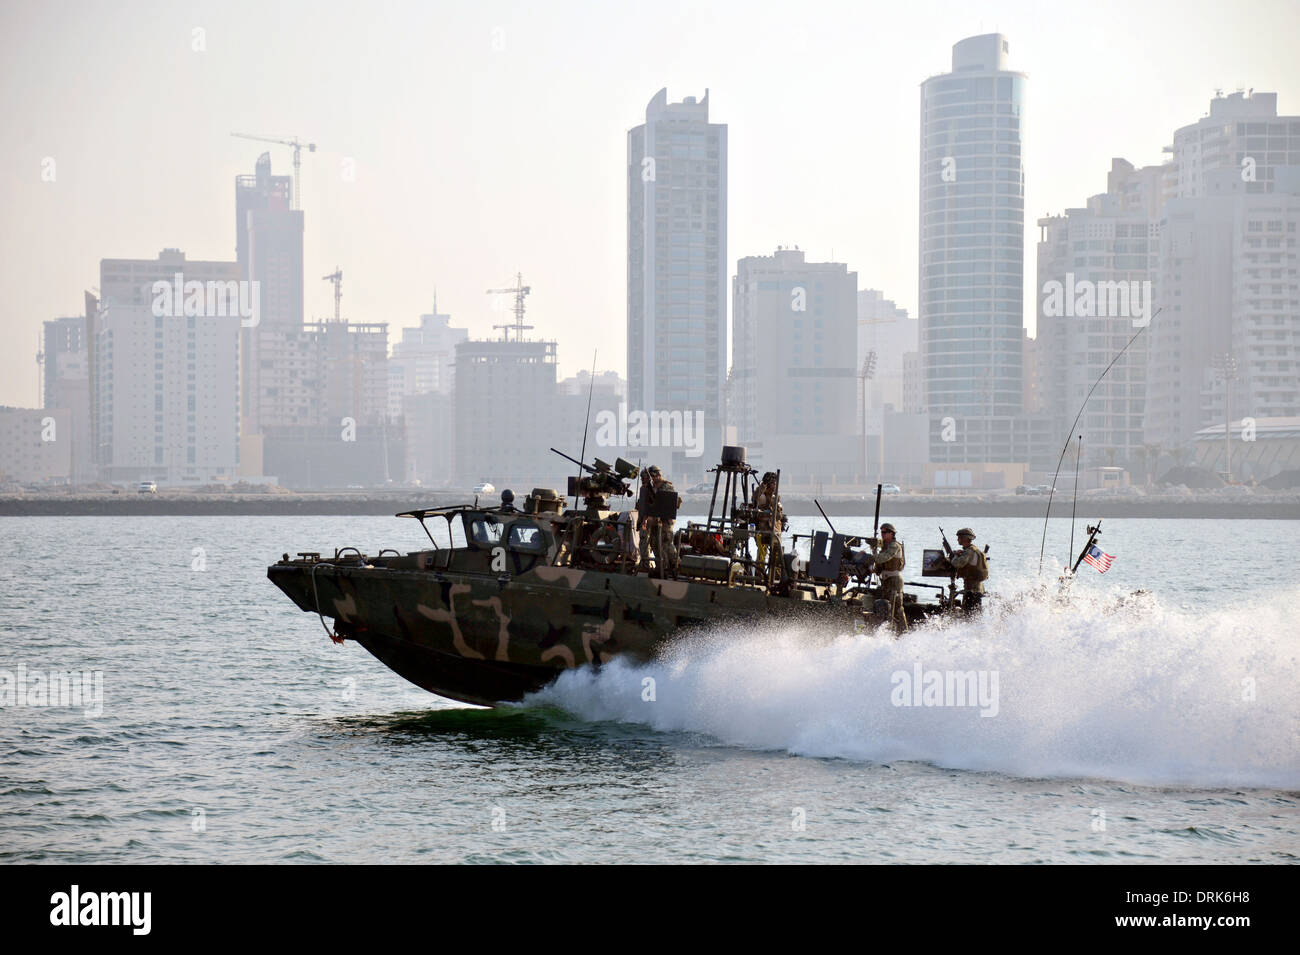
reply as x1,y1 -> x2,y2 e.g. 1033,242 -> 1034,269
552,447 -> 638,511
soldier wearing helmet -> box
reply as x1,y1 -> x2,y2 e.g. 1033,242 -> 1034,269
639,465 -> 679,577
635,467 -> 656,571
753,471 -> 783,572
867,522 -> 908,634
949,527 -> 988,614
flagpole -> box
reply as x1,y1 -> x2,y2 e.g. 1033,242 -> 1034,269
1071,520 -> 1104,574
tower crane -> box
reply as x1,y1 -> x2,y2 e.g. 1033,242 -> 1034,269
231,133 -> 316,210
323,268 -> 343,322
487,272 -> 533,341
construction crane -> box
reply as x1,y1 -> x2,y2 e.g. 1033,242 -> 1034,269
231,133 -> 316,210
322,268 -> 343,322
487,272 -> 533,341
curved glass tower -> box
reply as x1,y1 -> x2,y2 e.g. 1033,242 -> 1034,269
919,34 -> 1026,426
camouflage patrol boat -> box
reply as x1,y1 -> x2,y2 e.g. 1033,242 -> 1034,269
267,447 -> 975,706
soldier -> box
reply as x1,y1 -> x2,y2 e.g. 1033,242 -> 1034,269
642,465 -> 680,577
753,471 -> 782,571
868,522 -> 908,635
635,469 -> 655,572
949,527 -> 988,615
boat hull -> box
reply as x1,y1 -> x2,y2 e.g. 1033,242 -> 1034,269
267,558 -> 895,706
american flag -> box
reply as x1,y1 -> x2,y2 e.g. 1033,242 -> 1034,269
1082,545 -> 1115,573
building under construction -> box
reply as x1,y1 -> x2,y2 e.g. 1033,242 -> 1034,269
259,310 -> 399,488
452,274 -> 559,487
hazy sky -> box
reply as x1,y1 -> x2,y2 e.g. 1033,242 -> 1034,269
2,0 -> 1298,408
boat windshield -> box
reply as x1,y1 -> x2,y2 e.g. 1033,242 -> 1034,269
467,516 -> 504,545
507,522 -> 546,553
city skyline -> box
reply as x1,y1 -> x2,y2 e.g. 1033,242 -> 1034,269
4,0 -> 1300,408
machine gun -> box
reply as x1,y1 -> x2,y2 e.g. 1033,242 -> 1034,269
927,526 -> 957,609
551,448 -> 637,509
807,498 -> 873,586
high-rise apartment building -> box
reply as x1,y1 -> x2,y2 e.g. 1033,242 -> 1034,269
235,153 -> 303,330
453,337 -> 558,487
389,308 -> 468,408
91,301 -> 241,484
1146,92 -> 1300,453
99,249 -> 242,312
628,88 -> 727,479
919,34 -> 1035,484
732,248 -> 859,483
235,153 -> 305,438
93,251 -> 243,483
388,308 -> 468,487
919,34 -> 1026,422
258,319 -> 395,487
1037,159 -> 1163,469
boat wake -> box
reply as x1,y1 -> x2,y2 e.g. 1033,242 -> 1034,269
527,581 -> 1300,789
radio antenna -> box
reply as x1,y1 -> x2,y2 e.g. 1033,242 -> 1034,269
573,349 -> 597,510
1068,435 -> 1082,568
1038,311 -> 1157,574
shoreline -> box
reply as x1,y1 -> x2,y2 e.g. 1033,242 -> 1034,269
2,494 -> 1297,519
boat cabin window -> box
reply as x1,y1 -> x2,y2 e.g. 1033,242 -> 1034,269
506,521 -> 546,553
467,516 -> 504,545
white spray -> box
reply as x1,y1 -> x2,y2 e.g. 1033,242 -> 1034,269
529,584 -> 1300,790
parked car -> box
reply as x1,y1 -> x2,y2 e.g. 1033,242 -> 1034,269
1017,484 -> 1055,495
881,483 -> 902,493
687,482 -> 714,494
473,482 -> 496,496
137,481 -> 157,494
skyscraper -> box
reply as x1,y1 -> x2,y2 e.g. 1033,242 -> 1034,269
235,153 -> 302,330
387,307 -> 467,487
1145,92 -> 1300,454
627,88 -> 727,479
919,34 -> 1028,478
389,308 -> 468,405
732,248 -> 859,483
90,298 -> 241,484
235,153 -> 304,439
453,337 -> 558,487
1037,159 -> 1163,471
94,250 -> 243,482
